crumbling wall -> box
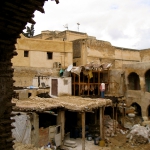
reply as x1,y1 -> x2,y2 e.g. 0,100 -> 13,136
109,69 -> 125,96
0,45 -> 17,149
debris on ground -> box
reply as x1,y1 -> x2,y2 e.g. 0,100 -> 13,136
126,124 -> 150,145
13,142 -> 53,150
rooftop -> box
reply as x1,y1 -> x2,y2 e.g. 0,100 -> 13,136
12,96 -> 112,112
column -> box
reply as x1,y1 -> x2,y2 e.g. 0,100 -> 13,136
82,112 -> 85,150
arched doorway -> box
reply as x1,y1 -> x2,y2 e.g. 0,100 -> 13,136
131,102 -> 142,116
147,105 -> 150,119
128,72 -> 141,90
145,69 -> 150,92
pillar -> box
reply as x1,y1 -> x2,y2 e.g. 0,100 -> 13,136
31,112 -> 39,147
99,107 -> 104,139
57,110 -> 65,146
82,112 -> 85,150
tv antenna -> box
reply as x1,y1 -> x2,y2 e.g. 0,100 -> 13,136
77,23 -> 80,32
63,24 -> 68,30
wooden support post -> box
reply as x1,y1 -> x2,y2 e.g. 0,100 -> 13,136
57,110 -> 65,146
82,112 -> 85,150
61,111 -> 65,145
113,104 -> 114,131
79,75 -> 80,96
74,74 -> 75,95
88,77 -> 89,96
115,103 -> 118,134
98,71 -> 100,95
100,107 -> 103,139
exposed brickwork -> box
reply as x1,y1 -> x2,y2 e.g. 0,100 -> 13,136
39,127 -> 49,147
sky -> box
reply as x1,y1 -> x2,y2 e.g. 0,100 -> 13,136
25,0 -> 150,49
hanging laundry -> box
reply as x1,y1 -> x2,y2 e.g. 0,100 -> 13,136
88,70 -> 93,79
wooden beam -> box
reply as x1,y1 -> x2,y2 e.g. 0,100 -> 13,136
82,112 -> 85,150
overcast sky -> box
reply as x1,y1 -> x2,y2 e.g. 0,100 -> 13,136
27,0 -> 150,49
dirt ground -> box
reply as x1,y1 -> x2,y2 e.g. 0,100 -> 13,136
109,132 -> 150,150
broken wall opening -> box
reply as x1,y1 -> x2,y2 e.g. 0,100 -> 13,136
145,69 -> 150,92
131,102 -> 142,116
128,72 -> 141,90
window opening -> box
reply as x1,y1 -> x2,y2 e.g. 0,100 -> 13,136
47,52 -> 53,59
24,51 -> 29,57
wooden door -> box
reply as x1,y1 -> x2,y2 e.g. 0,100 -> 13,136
51,79 -> 58,96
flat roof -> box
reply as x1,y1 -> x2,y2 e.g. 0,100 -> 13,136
12,96 -> 112,112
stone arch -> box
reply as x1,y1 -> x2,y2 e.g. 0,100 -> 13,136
145,69 -> 150,92
147,105 -> 150,119
128,72 -> 141,90
131,102 -> 142,116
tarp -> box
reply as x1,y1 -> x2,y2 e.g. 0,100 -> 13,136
11,114 -> 31,144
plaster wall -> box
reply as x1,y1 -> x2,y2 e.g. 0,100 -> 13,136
124,62 -> 150,117
115,48 -> 140,62
12,34 -> 73,68
140,49 -> 150,62
31,113 -> 39,147
50,77 -> 72,97
109,69 -> 125,96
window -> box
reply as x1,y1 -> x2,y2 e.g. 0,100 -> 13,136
47,52 -> 53,59
64,79 -> 68,85
24,51 -> 29,57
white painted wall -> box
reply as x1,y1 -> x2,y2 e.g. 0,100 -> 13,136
50,77 -> 72,97
32,76 -> 51,87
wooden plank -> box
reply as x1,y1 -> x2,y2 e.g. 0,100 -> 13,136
82,112 -> 85,150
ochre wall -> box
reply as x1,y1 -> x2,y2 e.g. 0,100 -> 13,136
140,49 -> 150,62
12,34 -> 73,68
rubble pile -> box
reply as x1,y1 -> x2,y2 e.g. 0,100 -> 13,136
104,115 -> 118,137
126,124 -> 150,145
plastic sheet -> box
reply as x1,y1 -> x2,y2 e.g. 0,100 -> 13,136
11,114 -> 31,144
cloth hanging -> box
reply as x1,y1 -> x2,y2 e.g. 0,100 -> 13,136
88,70 -> 93,79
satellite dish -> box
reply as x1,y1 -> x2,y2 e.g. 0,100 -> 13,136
67,64 -> 73,71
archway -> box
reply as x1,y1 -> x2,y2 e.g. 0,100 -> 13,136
128,72 -> 141,90
145,69 -> 150,92
131,102 -> 142,116
148,105 -> 150,119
